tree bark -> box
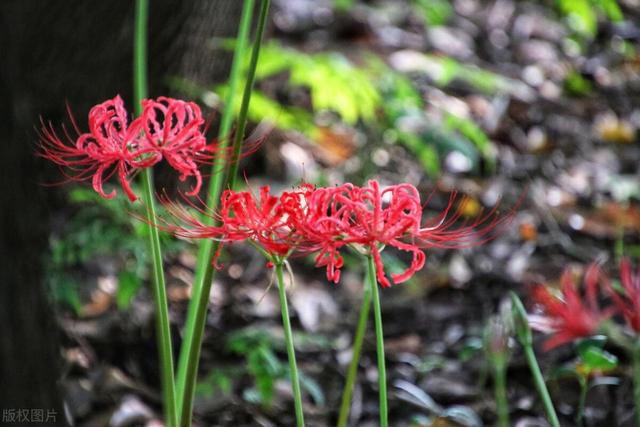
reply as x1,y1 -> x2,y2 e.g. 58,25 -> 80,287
0,0 -> 243,421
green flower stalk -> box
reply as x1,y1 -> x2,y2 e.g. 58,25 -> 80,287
510,292 -> 561,427
337,266 -> 372,427
493,360 -> 509,427
368,255 -> 388,427
274,261 -> 306,427
175,1 -> 270,425
576,374 -> 588,427
165,183 -> 309,425
133,2 -> 178,427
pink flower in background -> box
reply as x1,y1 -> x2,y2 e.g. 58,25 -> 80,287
532,265 -> 608,350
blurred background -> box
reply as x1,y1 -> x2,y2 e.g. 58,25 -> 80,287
1,0 -> 639,425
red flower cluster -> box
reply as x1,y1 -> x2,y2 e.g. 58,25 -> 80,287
39,96 -> 215,201
531,265 -> 608,350
166,180 -> 514,287
532,258 -> 640,350
165,184 -> 313,258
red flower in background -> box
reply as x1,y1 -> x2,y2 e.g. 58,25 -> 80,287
532,264 -> 608,350
134,97 -> 208,196
605,258 -> 640,333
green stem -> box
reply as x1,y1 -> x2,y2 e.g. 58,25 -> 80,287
175,0 -> 255,413
633,339 -> 640,427
576,377 -> 587,427
493,361 -> 509,427
133,1 -> 177,427
206,0 -> 256,207
133,0 -> 148,114
176,2 -> 271,426
223,0 -> 271,185
367,256 -> 388,427
523,344 -> 561,427
337,268 -> 372,427
275,262 -> 306,427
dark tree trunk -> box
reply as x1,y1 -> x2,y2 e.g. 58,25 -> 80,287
0,0 -> 243,421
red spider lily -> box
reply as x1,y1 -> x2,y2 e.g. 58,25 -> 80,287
165,185 -> 307,258
133,97 -> 208,196
161,181 -> 519,286
290,181 -> 515,287
330,180 -> 425,288
163,183 -> 351,276
604,258 -> 640,333
37,95 -> 241,201
287,184 -> 353,284
38,95 -> 147,201
531,264 -> 608,350
219,186 -> 299,256
313,181 -> 517,288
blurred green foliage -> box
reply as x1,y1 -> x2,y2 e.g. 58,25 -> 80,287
172,39 -> 498,178
368,60 -> 441,175
368,56 -> 495,174
196,368 -> 234,397
335,0 -> 453,26
564,70 -> 593,96
412,0 -> 453,27
46,186 -> 184,313
550,336 -> 620,425
214,327 -> 325,408
228,328 -> 283,406
234,41 -> 381,128
333,0 -> 355,12
413,54 -> 520,95
557,0 -> 623,39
